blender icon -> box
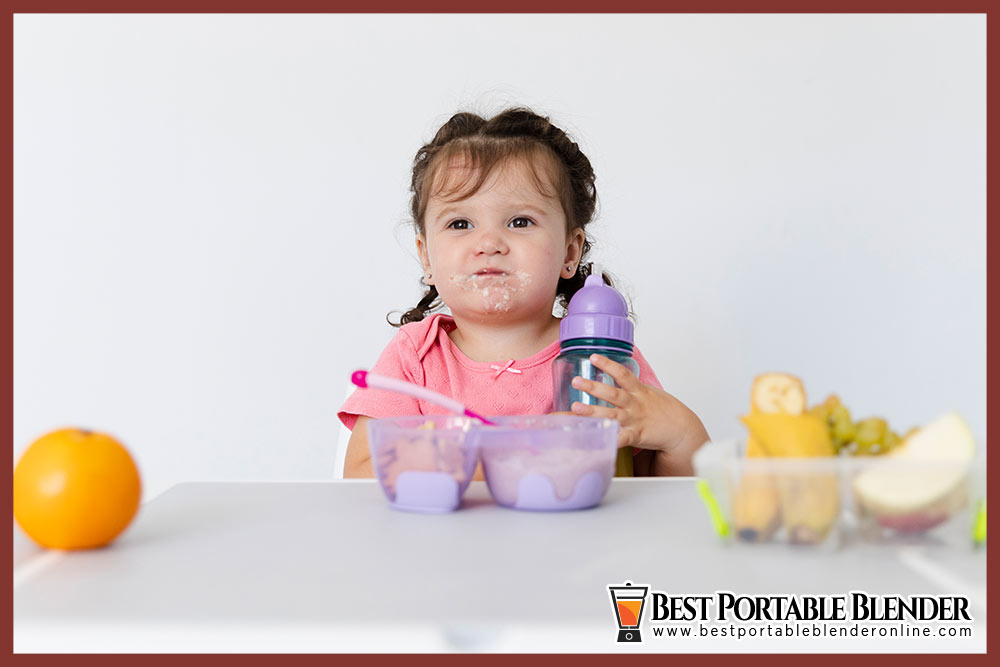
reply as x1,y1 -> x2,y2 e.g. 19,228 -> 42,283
608,581 -> 649,642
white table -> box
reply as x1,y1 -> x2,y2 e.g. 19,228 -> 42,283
13,479 -> 987,653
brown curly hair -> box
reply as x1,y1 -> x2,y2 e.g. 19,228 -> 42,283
388,106 -> 618,327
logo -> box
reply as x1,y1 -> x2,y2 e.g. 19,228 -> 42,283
608,581 -> 649,642
603,585 -> 976,645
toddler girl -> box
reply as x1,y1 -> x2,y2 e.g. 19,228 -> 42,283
339,107 -> 708,478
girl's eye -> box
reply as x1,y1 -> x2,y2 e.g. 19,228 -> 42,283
447,219 -> 471,230
509,217 -> 534,229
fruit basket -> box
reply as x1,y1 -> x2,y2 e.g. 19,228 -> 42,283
694,437 -> 985,550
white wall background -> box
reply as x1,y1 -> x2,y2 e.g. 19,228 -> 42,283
14,14 -> 985,499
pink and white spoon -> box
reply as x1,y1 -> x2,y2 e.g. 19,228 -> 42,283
351,370 -> 496,426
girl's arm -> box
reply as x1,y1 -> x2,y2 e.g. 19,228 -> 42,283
648,428 -> 705,476
343,416 -> 375,478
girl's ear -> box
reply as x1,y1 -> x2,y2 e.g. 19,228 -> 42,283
415,234 -> 434,285
563,228 -> 585,269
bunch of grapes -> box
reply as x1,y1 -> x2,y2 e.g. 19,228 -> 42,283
807,395 -> 903,456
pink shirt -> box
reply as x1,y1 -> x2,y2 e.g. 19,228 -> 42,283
338,313 -> 663,430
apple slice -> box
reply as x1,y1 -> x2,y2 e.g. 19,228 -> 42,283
852,412 -> 975,534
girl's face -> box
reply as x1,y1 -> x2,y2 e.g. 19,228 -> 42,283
416,155 -> 585,322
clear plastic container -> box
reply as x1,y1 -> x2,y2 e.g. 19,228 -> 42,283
845,452 -> 984,549
471,414 -> 619,511
366,415 -> 479,513
694,439 -> 984,550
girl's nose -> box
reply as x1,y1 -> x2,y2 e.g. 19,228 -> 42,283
475,231 -> 508,254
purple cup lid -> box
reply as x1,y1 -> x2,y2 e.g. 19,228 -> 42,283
559,274 -> 634,345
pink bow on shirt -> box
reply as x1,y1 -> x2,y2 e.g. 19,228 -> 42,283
490,359 -> 523,379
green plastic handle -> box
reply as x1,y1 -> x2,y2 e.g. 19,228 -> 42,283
696,479 -> 730,539
972,499 -> 986,546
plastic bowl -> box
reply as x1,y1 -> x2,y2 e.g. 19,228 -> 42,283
471,415 -> 619,511
367,415 -> 479,513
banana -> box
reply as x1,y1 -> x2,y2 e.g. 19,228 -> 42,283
745,434 -> 768,457
751,373 -> 807,415
731,373 -> 807,542
741,412 -> 835,458
738,373 -> 843,545
733,433 -> 780,542
741,410 -> 840,543
776,473 -> 841,545
731,471 -> 782,543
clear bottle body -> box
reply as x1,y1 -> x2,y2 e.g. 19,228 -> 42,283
552,346 -> 639,477
553,348 -> 640,412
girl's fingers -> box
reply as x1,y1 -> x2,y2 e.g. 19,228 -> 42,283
571,375 -> 626,407
572,402 -> 639,448
589,354 -> 642,391
570,401 -> 619,421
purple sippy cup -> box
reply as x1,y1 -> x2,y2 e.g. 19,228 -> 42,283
552,269 -> 639,476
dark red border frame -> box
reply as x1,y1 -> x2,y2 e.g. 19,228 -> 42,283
4,4 -> 993,663
2,3 -> 996,11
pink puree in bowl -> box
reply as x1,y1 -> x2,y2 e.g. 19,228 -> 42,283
474,415 -> 619,511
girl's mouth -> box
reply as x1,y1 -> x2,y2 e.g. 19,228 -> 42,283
469,270 -> 508,280
447,269 -> 534,314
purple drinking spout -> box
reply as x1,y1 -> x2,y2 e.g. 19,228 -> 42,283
558,272 -> 634,346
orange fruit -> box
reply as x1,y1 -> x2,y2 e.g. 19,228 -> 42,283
14,428 -> 141,549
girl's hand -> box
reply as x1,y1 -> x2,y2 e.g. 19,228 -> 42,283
570,354 -> 709,476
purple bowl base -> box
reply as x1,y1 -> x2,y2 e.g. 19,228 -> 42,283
509,471 -> 608,511
389,471 -> 461,513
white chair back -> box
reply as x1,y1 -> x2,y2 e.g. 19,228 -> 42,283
334,385 -> 355,479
